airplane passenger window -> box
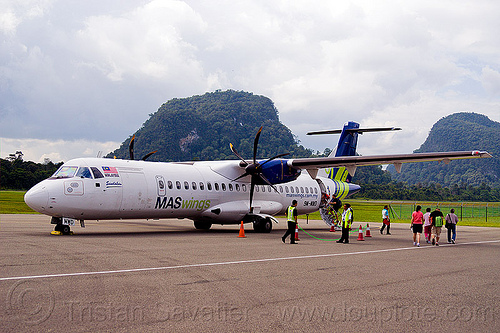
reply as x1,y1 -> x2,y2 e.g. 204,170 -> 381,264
305,187 -> 309,194
229,184 -> 233,191
261,186 -> 265,192
235,184 -> 240,191
314,188 -> 318,194
255,186 -> 259,192
176,181 -> 181,189
290,187 -> 294,193
221,183 -> 226,191
207,182 -> 212,190
242,184 -> 247,192
279,186 -> 283,193
199,182 -> 204,190
184,181 -> 189,190
90,167 -> 104,179
268,186 -> 272,192
300,187 -> 304,193
192,182 -> 197,190
76,167 -> 92,179
214,183 -> 219,191
285,186 -> 289,193
296,187 -> 299,193
168,181 -> 173,189
310,187 -> 314,194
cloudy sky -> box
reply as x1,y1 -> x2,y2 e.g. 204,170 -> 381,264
1,0 -> 499,163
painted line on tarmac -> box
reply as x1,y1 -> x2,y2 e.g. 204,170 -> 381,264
1,239 -> 499,282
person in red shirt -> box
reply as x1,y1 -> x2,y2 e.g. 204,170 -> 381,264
411,205 -> 424,247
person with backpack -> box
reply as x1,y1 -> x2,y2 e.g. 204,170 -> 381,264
430,208 -> 444,246
445,209 -> 459,244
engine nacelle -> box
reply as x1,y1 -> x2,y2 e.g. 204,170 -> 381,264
259,159 -> 301,184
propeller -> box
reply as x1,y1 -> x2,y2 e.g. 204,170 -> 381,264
129,135 -> 136,160
230,126 -> 289,214
128,134 -> 157,161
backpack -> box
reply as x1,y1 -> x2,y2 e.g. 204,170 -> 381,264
434,215 -> 443,227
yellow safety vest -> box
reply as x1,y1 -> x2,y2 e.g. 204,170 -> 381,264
342,208 -> 352,228
287,206 -> 296,222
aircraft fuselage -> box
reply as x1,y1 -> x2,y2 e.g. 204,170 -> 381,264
25,158 -> 358,225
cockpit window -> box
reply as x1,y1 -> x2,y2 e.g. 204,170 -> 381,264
91,167 -> 104,179
51,166 -> 78,179
76,167 -> 92,179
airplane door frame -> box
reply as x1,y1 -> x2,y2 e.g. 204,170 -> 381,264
156,175 -> 166,197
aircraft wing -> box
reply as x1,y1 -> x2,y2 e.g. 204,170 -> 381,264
287,150 -> 492,176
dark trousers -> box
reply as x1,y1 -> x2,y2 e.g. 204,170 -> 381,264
380,223 -> 390,234
447,224 -> 456,242
338,226 -> 349,243
283,221 -> 296,243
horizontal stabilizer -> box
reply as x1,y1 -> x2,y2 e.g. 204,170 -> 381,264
307,127 -> 401,135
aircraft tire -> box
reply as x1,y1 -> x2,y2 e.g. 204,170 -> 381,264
61,225 -> 71,235
194,221 -> 212,230
253,218 -> 272,233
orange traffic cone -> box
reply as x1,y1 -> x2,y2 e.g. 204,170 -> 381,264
295,223 -> 300,241
357,225 -> 365,241
365,224 -> 372,237
329,223 -> 336,232
238,221 -> 246,238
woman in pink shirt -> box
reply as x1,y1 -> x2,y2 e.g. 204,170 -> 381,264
411,205 -> 424,247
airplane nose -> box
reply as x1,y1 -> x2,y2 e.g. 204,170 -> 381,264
24,186 -> 49,213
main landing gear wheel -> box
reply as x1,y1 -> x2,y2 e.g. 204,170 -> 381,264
253,217 -> 272,233
54,224 -> 71,235
194,221 -> 212,230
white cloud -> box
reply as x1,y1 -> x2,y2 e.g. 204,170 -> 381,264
0,137 -> 120,163
0,0 -> 499,162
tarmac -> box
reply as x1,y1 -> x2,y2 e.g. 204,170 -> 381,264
1,214 -> 499,332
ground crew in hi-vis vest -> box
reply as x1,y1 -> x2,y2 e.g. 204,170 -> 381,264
282,200 -> 298,244
337,203 -> 352,244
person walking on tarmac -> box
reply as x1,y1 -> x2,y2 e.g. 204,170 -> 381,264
337,203 -> 353,244
445,208 -> 459,244
282,200 -> 298,244
380,205 -> 391,235
411,205 -> 424,247
430,208 -> 444,246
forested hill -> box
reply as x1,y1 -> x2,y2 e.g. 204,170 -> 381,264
389,112 -> 500,187
107,90 -> 312,161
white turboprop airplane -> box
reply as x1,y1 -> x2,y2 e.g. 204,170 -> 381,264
24,121 -> 491,235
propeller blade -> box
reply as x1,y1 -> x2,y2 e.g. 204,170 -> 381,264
141,150 -> 158,161
249,178 -> 256,214
253,126 -> 263,164
129,135 -> 136,160
260,152 -> 290,166
232,171 -> 251,182
230,143 -> 248,166
257,174 -> 279,193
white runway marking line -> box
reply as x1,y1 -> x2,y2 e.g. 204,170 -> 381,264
1,240 -> 499,282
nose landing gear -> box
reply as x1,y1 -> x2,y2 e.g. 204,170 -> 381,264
50,217 -> 74,235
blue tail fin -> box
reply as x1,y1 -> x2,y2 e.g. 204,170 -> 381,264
326,121 -> 360,183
